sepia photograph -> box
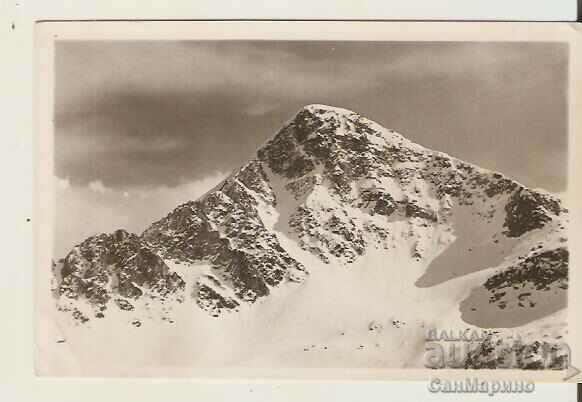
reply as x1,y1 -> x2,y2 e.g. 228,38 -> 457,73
34,22 -> 581,379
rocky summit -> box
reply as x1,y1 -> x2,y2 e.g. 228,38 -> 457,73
52,104 -> 568,359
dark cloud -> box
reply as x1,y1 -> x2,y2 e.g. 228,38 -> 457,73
55,41 -> 568,192
56,90 -> 276,187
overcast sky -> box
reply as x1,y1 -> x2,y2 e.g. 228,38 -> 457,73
54,41 -> 568,257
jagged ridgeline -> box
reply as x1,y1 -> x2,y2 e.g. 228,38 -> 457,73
53,105 -> 567,327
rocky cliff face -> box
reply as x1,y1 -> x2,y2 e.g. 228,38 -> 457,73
54,229 -> 185,324
141,172 -> 307,316
53,104 -> 568,334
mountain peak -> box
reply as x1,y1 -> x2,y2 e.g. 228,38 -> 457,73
257,104 -> 407,183
300,103 -> 358,115
292,104 -> 390,137
53,105 -> 567,331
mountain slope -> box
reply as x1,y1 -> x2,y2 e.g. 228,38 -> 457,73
47,104 -> 568,372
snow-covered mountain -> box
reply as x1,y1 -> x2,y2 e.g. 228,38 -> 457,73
46,105 -> 568,373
